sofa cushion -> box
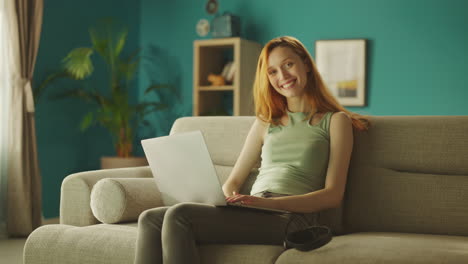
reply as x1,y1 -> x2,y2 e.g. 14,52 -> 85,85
350,116 -> 468,176
346,166 -> 468,236
24,224 -> 138,264
345,116 -> 468,235
199,244 -> 284,264
24,223 -> 284,264
170,116 -> 257,167
275,232 -> 468,264
90,178 -> 163,224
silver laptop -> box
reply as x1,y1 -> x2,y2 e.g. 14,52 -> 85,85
141,130 -> 289,214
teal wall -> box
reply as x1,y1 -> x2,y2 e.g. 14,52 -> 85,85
34,0 -> 140,218
35,0 -> 468,218
139,0 -> 468,118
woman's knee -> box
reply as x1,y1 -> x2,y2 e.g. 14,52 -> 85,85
165,203 -> 205,224
138,207 -> 168,229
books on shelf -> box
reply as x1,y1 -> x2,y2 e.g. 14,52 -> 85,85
221,61 -> 236,83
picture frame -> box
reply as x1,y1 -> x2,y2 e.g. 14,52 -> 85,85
315,39 -> 367,106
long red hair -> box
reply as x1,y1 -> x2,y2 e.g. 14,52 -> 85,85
253,36 -> 370,131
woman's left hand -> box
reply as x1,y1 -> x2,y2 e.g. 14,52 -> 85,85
225,192 -> 279,210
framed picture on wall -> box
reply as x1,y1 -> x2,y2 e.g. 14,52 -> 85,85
315,39 -> 367,106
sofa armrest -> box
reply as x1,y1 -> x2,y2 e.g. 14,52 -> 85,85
60,166 -> 153,226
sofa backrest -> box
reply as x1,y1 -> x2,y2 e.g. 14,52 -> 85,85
170,116 -> 257,191
170,115 -> 468,237
345,115 -> 468,236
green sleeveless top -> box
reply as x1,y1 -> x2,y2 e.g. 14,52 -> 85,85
250,111 -> 334,196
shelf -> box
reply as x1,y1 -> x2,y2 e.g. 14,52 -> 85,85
193,37 -> 262,116
194,37 -> 240,47
198,85 -> 234,91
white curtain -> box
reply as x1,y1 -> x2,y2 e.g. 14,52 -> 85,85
0,0 -> 20,238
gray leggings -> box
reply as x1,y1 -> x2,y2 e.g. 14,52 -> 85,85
134,192 -> 318,264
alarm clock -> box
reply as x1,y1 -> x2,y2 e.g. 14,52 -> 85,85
196,19 -> 210,37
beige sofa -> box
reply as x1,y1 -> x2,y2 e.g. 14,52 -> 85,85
24,115 -> 468,264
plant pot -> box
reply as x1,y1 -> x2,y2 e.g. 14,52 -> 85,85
100,156 -> 149,169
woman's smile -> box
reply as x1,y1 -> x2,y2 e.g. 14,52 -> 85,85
281,79 -> 297,89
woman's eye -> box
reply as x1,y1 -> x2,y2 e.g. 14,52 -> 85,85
285,62 -> 293,68
268,70 -> 277,75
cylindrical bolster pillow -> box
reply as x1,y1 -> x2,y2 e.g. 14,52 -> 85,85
91,178 -> 164,224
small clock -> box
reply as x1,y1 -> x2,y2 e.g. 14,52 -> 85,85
196,19 -> 210,37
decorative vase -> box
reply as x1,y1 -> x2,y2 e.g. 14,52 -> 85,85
100,156 -> 149,169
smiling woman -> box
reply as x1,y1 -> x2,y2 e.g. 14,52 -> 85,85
134,36 -> 371,264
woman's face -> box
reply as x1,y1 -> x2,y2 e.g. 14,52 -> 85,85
267,46 -> 310,99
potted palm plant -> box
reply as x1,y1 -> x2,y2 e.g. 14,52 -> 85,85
39,19 -> 170,169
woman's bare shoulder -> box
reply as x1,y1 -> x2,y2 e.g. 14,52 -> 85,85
330,111 -> 351,121
253,117 -> 270,142
330,111 -> 353,133
254,116 -> 269,126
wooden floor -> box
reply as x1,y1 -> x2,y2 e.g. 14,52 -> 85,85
0,237 -> 26,264
0,218 -> 59,264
